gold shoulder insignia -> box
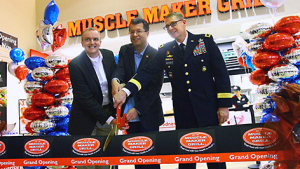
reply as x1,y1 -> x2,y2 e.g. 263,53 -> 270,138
205,34 -> 211,38
159,44 -> 164,48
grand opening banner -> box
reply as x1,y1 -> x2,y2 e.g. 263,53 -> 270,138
0,123 -> 290,167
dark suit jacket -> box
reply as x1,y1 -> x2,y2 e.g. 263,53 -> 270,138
113,44 -> 164,129
68,49 -> 116,135
125,32 -> 232,129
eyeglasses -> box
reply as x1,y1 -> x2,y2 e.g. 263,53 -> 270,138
83,38 -> 100,42
129,30 -> 146,35
163,20 -> 183,30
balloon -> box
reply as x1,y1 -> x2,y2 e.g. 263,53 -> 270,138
30,119 -> 56,133
268,64 -> 299,82
47,131 -> 70,136
58,91 -> 73,105
274,16 -> 300,34
26,94 -> 33,106
52,24 -> 67,52
245,53 -> 256,71
252,51 -> 281,69
36,20 -> 53,51
260,0 -> 286,9
256,83 -> 279,98
47,131 -> 69,136
253,98 -> 275,113
24,81 -> 43,93
25,121 -> 34,133
55,117 -> 69,132
24,57 -> 47,70
249,69 -> 273,85
237,54 -> 248,68
8,62 -> 18,76
15,65 -> 29,82
64,103 -> 71,116
263,33 -> 295,51
43,0 -> 59,25
26,73 -> 36,82
247,41 -> 263,57
31,67 -> 54,81
45,54 -> 68,68
23,107 -> 45,120
245,22 -> 273,40
10,48 -> 25,63
294,34 -> 300,47
45,105 -> 69,119
282,47 -> 300,65
31,92 -> 56,107
55,68 -> 70,81
45,79 -> 69,94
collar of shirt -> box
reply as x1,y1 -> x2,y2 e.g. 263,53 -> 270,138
134,43 -> 149,58
176,32 -> 188,46
87,51 -> 103,65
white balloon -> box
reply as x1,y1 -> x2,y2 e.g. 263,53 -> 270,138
260,0 -> 286,9
8,62 -> 18,76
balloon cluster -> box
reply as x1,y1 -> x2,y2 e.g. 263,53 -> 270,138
36,0 -> 67,52
233,15 -> 300,124
8,50 -> 73,136
21,54 -> 72,136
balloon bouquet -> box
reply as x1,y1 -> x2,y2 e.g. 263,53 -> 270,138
36,0 -> 67,52
233,0 -> 300,168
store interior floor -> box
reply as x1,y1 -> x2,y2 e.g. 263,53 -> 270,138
119,161 -> 258,169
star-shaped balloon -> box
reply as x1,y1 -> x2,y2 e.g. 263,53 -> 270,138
51,24 -> 67,52
36,20 -> 53,51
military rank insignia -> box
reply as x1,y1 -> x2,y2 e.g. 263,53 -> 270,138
193,38 -> 207,56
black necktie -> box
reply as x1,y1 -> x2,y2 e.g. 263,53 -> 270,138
180,43 -> 185,55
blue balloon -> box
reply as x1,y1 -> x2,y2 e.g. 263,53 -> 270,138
55,117 -> 69,132
245,53 -> 255,71
44,0 -> 59,25
25,57 -> 47,70
47,131 -> 69,136
259,113 -> 270,123
26,73 -> 36,82
64,103 -> 72,117
10,48 -> 25,63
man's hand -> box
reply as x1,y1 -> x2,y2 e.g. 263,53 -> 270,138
113,90 -> 127,108
126,108 -> 138,121
217,107 -> 229,125
110,119 -> 129,130
112,79 -> 122,96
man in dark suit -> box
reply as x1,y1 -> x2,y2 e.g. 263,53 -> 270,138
68,27 -> 121,169
114,13 -> 232,169
112,18 -> 164,169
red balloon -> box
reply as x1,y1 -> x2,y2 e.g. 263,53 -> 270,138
23,107 -> 45,120
55,68 -> 70,81
45,79 -> 69,94
31,92 -> 56,107
237,55 -> 248,68
15,65 -> 29,82
275,16 -> 300,34
252,51 -> 281,69
263,33 -> 295,51
25,121 -> 34,133
51,24 -> 67,52
249,69 -> 273,86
